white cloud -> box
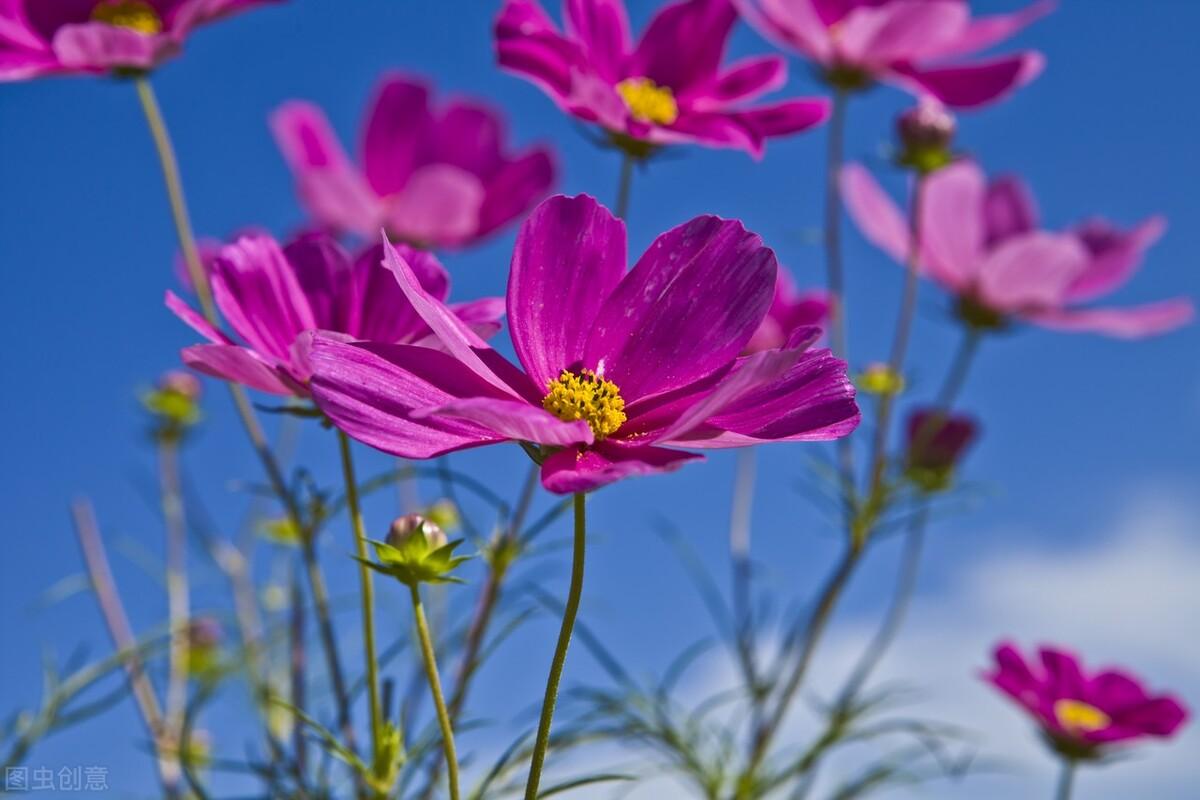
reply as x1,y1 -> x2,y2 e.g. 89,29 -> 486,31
570,489 -> 1200,799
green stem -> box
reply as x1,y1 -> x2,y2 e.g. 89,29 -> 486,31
410,584 -> 460,800
338,432 -> 384,781
1056,759 -> 1076,800
158,437 -> 190,785
524,492 -> 587,800
615,152 -> 635,220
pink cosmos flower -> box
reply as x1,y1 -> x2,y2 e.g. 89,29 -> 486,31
309,194 -> 860,494
745,269 -> 829,353
166,232 -> 503,397
985,642 -> 1188,756
841,161 -> 1195,338
494,0 -> 830,158
735,0 -> 1051,107
271,73 -> 556,250
0,0 -> 278,79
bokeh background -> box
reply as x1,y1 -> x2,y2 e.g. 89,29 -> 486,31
1,0 -> 1197,797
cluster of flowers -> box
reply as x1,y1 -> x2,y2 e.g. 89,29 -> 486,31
2,0 -> 1190,797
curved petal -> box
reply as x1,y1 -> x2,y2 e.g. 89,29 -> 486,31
1107,696 -> 1189,738
309,338 -> 508,459
541,441 -> 702,494
181,344 -> 294,396
412,397 -> 593,447
686,55 -> 786,107
921,160 -> 987,289
931,0 -> 1055,60
495,0 -> 582,100
840,162 -> 911,265
51,22 -> 175,71
1064,217 -> 1166,303
0,48 -> 64,80
891,51 -> 1045,109
629,0 -> 737,93
976,232 -> 1087,312
585,215 -> 776,402
564,0 -> 631,83
283,233 -> 353,332
834,1 -> 968,67
983,175 -> 1039,247
362,75 -> 433,197
270,101 -> 380,236
165,290 -> 230,345
1039,647 -> 1086,701
728,98 -> 831,155
348,242 -> 446,343
1027,299 -> 1194,339
733,0 -> 833,64
384,164 -> 485,248
479,148 -> 556,237
434,101 -> 505,178
509,194 -> 628,390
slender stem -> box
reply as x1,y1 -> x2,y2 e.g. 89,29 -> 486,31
937,327 -> 980,408
337,432 -> 384,776
729,449 -> 761,723
745,545 -> 860,777
864,174 -> 926,516
1056,759 -> 1076,800
524,492 -> 587,800
410,585 -> 460,800
71,500 -> 179,798
615,152 -> 635,221
158,439 -> 190,772
290,571 -> 308,775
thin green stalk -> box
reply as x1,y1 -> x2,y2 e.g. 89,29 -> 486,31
133,75 -> 355,766
1056,759 -> 1076,800
158,438 -> 190,776
524,492 -> 587,800
410,585 -> 460,800
338,431 -> 384,778
615,152 -> 635,220
729,449 -> 761,724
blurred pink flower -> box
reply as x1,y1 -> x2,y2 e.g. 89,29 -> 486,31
841,161 -> 1194,338
985,642 -> 1188,755
0,0 -> 278,79
272,73 -> 556,249
309,194 -> 859,494
745,269 -> 830,353
736,0 -> 1052,107
495,0 -> 830,157
167,232 -> 503,397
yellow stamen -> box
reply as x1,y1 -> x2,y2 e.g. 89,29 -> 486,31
91,0 -> 163,35
542,369 -> 627,440
1054,699 -> 1110,733
616,77 -> 679,125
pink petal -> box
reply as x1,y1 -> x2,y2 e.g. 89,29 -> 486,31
271,101 -> 381,237
434,101 -> 504,178
384,164 -> 485,248
687,55 -> 786,107
0,49 -> 63,80
361,75 -> 433,197
891,51 -> 1045,109
495,0 -> 583,100
508,194 -> 627,390
282,233 -> 354,332
834,1 -> 968,67
479,148 -> 556,237
181,344 -> 294,396
309,338 -> 508,459
921,160 -> 987,290
729,98 -> 831,156
165,290 -> 230,345
584,215 -> 776,403
540,441 -> 702,494
983,175 -> 1039,247
1064,217 -> 1167,303
412,397 -> 594,447
976,232 -> 1087,312
1028,299 -> 1194,339
734,0 -> 833,64
931,0 -> 1055,60
564,0 -> 631,83
629,0 -> 737,94
840,162 -> 911,265
51,22 -> 175,71
350,243 -> 449,344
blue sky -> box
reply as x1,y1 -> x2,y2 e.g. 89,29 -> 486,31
1,0 -> 1197,797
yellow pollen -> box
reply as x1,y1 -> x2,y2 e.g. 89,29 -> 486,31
1054,699 -> 1110,733
91,0 -> 163,34
542,369 -> 627,440
616,77 -> 679,125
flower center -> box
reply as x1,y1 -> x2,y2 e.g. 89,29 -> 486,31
616,77 -> 679,125
542,369 -> 627,440
1054,699 -> 1110,734
91,0 -> 162,34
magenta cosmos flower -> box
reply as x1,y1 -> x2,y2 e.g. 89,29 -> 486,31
495,0 -> 830,157
166,232 -> 503,397
745,269 -> 829,353
271,73 -> 556,250
736,0 -> 1051,107
0,0 -> 277,79
985,642 -> 1188,757
841,161 -> 1195,338
308,194 -> 860,494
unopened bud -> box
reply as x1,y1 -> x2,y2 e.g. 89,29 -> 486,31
896,99 -> 956,174
857,362 -> 905,396
387,514 -> 447,550
904,408 -> 979,492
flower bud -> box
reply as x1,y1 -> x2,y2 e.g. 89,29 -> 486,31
141,370 -> 203,440
904,408 -> 979,492
368,515 -> 468,587
187,616 -> 223,678
386,514 -> 447,550
896,99 -> 956,174
857,362 -> 905,396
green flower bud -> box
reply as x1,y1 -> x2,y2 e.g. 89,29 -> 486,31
141,370 -> 203,441
896,99 -> 957,175
362,515 -> 470,587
